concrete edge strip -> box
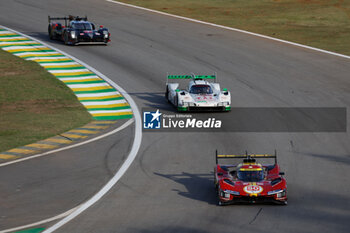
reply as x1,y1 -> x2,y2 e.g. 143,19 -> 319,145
0,26 -> 143,233
106,0 -> 350,60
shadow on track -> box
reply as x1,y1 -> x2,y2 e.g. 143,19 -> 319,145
154,171 -> 218,205
23,31 -> 108,46
128,92 -> 176,111
298,152 -> 350,165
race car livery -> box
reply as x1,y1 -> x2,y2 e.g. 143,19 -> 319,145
165,74 -> 231,111
48,15 -> 110,45
214,151 -> 287,205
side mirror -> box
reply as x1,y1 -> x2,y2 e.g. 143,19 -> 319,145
180,91 -> 185,95
279,172 -> 285,176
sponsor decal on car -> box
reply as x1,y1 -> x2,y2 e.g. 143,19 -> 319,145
196,96 -> 214,100
243,185 -> 263,194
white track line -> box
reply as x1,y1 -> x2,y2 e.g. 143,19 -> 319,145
76,91 -> 120,97
106,0 -> 350,60
82,100 -> 127,106
0,206 -> 81,233
0,25 -> 143,233
49,69 -> 90,73
66,83 -> 110,88
0,36 -> 27,40
2,45 -> 47,50
26,56 -> 68,60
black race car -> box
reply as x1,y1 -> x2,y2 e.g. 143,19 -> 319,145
48,15 -> 110,45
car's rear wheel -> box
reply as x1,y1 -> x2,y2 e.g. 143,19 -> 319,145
48,26 -> 54,40
165,86 -> 170,102
174,93 -> 179,107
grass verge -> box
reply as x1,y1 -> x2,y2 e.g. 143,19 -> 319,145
117,0 -> 350,55
0,49 -> 92,152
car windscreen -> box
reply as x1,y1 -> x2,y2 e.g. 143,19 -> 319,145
189,85 -> 213,94
71,22 -> 93,30
237,170 -> 264,182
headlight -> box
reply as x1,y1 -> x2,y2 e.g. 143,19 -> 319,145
70,31 -> 76,39
103,30 -> 108,38
224,190 -> 240,195
220,191 -> 231,198
218,102 -> 229,106
277,190 -> 286,198
182,102 -> 191,107
268,189 -> 283,195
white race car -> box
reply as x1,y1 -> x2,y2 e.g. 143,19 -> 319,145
165,74 -> 231,111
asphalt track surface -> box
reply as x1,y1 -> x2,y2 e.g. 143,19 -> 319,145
1,0 -> 350,232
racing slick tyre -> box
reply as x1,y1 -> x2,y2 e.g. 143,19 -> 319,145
48,26 -> 54,40
174,93 -> 179,107
63,32 -> 76,46
63,32 -> 69,45
165,86 -> 170,102
218,200 -> 227,206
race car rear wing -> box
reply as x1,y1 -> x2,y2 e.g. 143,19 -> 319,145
48,15 -> 88,27
215,150 -> 277,164
166,74 -> 216,83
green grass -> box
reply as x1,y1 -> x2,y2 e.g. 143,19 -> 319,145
117,0 -> 350,55
0,49 -> 92,152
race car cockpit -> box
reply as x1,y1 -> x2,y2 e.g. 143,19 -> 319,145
237,168 -> 265,182
71,22 -> 94,30
189,85 -> 213,94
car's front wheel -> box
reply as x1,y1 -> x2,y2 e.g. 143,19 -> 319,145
63,32 -> 69,45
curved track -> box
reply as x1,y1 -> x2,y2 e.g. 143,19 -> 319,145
1,0 -> 350,232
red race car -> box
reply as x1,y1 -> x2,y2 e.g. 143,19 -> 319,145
214,151 -> 287,205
